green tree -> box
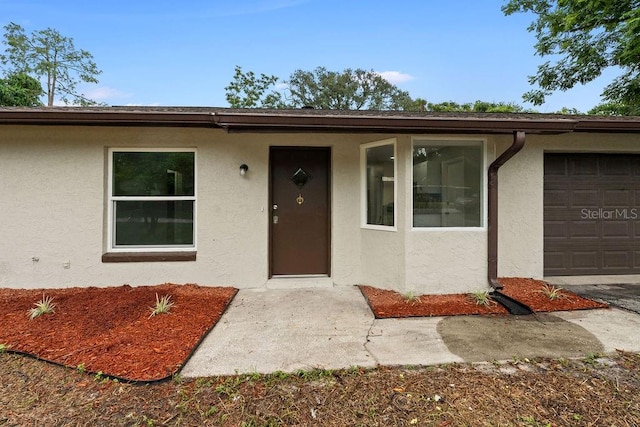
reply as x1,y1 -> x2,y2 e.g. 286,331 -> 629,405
286,67 -> 415,110
503,0 -> 640,113
225,66 -> 418,110
0,72 -> 42,106
1,22 -> 102,106
425,100 -> 530,113
588,102 -> 639,116
225,65 -> 284,108
555,106 -> 582,115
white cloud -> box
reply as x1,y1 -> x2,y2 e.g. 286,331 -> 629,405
377,71 -> 415,85
84,86 -> 132,101
123,102 -> 162,107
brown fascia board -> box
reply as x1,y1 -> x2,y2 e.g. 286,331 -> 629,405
573,119 -> 640,133
0,109 -> 215,127
0,108 -> 578,133
211,112 -> 579,134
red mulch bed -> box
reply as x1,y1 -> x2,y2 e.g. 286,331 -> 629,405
498,277 -> 608,312
360,277 -> 609,319
0,279 -> 609,381
0,283 -> 236,382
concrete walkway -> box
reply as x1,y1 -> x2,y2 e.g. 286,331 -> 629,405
181,285 -> 640,377
562,283 -> 640,314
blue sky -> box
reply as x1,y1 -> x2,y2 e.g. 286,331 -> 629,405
1,0 -> 618,112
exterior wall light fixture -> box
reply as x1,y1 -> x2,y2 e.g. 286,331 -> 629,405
239,164 -> 249,176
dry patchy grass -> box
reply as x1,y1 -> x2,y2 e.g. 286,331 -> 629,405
1,351 -> 639,426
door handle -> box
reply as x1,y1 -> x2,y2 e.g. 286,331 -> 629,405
273,204 -> 278,211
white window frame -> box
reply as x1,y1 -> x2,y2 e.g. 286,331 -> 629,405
360,138 -> 397,231
411,137 -> 486,230
107,147 -> 197,252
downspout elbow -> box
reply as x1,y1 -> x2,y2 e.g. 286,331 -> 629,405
488,131 -> 526,289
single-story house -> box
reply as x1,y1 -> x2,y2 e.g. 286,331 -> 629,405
1,107 -> 640,293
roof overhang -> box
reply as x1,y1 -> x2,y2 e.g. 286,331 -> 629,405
211,111 -> 578,134
0,109 -> 215,127
1,107 -> 640,134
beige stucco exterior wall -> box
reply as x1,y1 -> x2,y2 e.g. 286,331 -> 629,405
495,134 -> 544,280
3,124 -> 638,292
0,125 -> 377,289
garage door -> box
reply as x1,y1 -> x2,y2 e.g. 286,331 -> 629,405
544,153 -> 640,276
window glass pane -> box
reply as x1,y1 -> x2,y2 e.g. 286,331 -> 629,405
114,200 -> 194,246
413,142 -> 482,227
113,152 -> 195,196
366,144 -> 395,226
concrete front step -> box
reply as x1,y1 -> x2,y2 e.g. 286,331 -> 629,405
266,275 -> 335,289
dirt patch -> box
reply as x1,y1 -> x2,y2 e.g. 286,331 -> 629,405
1,351 -> 638,425
360,277 -> 608,318
0,284 -> 237,381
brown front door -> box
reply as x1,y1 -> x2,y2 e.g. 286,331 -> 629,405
270,147 -> 330,276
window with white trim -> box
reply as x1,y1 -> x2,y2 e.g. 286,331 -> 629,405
362,140 -> 396,228
108,149 -> 196,251
413,140 -> 483,227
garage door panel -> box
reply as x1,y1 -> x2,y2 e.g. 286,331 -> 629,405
634,158 -> 640,176
544,220 -> 570,240
572,251 -> 599,268
544,155 -> 569,175
603,250 -> 630,268
601,156 -> 631,175
570,156 -> 599,176
545,208 -> 584,220
603,189 -> 631,206
544,189 -> 570,206
572,189 -> 600,206
544,153 -> 640,276
602,221 -> 631,239
544,251 -> 567,270
571,221 -> 600,238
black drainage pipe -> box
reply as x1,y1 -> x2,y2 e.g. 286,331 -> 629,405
490,290 -> 534,315
488,131 -> 526,290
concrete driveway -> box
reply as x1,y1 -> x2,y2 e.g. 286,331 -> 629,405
563,283 -> 640,314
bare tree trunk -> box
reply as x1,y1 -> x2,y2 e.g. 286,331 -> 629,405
47,73 -> 55,106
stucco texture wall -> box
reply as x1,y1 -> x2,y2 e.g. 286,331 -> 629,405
4,124 -> 637,292
0,126 -> 373,289
1,127 -> 108,286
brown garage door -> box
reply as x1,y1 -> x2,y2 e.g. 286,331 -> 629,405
544,153 -> 640,276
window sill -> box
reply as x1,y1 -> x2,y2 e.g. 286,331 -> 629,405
361,224 -> 397,232
102,251 -> 197,263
